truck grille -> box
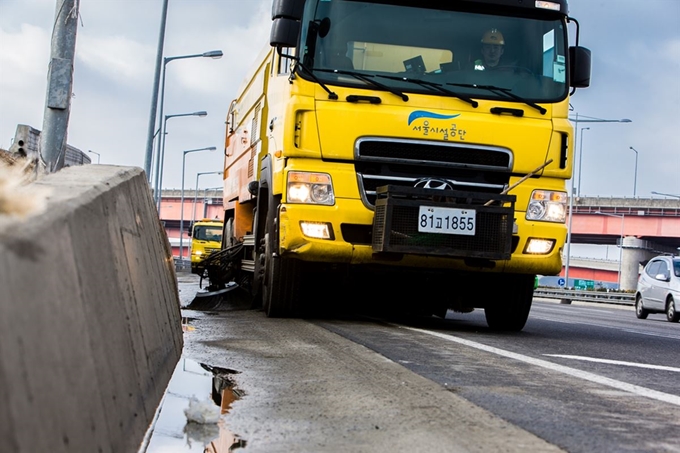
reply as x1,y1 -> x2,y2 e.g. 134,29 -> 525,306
372,186 -> 515,260
356,138 -> 512,208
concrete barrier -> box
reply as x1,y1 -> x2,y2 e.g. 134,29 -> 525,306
0,165 -> 183,452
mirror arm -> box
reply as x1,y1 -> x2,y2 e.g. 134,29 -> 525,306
277,45 -> 299,63
567,16 -> 581,47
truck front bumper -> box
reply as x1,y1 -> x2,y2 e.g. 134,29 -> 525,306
277,196 -> 565,276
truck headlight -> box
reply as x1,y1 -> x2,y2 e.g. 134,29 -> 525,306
287,171 -> 335,205
526,190 -> 567,223
524,238 -> 556,254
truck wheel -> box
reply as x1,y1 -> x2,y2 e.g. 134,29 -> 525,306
484,274 -> 534,332
262,214 -> 303,317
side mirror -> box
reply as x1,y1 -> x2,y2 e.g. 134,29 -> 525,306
655,273 -> 670,282
270,17 -> 300,48
569,46 -> 591,88
272,0 -> 305,21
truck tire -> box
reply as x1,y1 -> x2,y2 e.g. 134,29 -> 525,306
262,211 -> 303,317
484,274 -> 534,332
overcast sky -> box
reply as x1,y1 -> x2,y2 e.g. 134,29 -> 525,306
1,0 -> 678,198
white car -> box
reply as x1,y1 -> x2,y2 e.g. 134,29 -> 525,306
635,255 -> 680,322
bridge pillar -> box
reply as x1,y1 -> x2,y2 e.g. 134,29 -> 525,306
620,237 -> 657,291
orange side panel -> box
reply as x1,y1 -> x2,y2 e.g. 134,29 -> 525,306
234,201 -> 254,241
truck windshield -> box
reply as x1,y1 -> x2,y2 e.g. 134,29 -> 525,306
299,0 -> 568,103
194,226 -> 222,242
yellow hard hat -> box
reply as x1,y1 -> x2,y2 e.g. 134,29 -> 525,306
481,29 -> 505,45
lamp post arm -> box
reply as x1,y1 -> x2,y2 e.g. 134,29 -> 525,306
156,112 -> 209,213
569,118 -> 632,123
164,50 -> 222,64
651,191 -> 680,199
192,172 -> 222,223
165,53 -> 203,63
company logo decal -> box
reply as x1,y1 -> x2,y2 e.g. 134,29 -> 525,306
407,110 -> 460,126
407,110 -> 468,142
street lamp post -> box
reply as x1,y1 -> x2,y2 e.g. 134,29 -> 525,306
154,110 -> 208,210
146,49 -> 223,183
577,127 -> 589,197
179,147 -> 216,262
87,150 -> 100,164
143,0 -> 169,182
595,211 -> 625,290
192,171 -> 222,224
563,114 -> 631,289
629,146 -> 639,197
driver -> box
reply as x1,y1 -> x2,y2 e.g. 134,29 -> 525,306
474,29 -> 505,71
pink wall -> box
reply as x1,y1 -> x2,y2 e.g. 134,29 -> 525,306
571,213 -> 680,238
559,267 -> 619,283
159,196 -> 224,222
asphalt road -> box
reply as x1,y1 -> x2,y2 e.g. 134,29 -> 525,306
151,273 -> 680,452
317,301 -> 680,453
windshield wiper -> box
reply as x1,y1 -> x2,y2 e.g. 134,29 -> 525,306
375,75 -> 478,108
295,62 -> 339,100
447,83 -> 546,115
314,69 -> 409,102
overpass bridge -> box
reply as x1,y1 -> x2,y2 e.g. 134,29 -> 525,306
157,192 -> 680,290
566,196 -> 680,289
570,196 -> 679,249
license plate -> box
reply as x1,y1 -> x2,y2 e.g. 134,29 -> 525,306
418,206 -> 476,235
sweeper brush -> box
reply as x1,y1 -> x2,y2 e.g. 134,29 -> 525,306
187,242 -> 251,310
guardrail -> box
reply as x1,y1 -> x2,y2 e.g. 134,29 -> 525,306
174,258 -> 191,272
534,288 -> 635,306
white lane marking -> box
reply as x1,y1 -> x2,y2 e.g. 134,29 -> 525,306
400,325 -> 680,407
621,329 -> 680,340
534,305 -> 619,315
544,355 -> 680,373
529,316 -> 680,340
530,316 -> 626,330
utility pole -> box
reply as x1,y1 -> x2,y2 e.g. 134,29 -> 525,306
40,0 -> 79,173
144,0 -> 170,183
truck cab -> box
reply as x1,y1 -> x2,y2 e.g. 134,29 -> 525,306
189,220 -> 224,275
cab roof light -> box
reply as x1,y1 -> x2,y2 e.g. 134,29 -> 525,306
535,1 -> 561,11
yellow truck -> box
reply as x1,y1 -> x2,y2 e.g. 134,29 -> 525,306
189,219 -> 223,275
217,0 -> 591,330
